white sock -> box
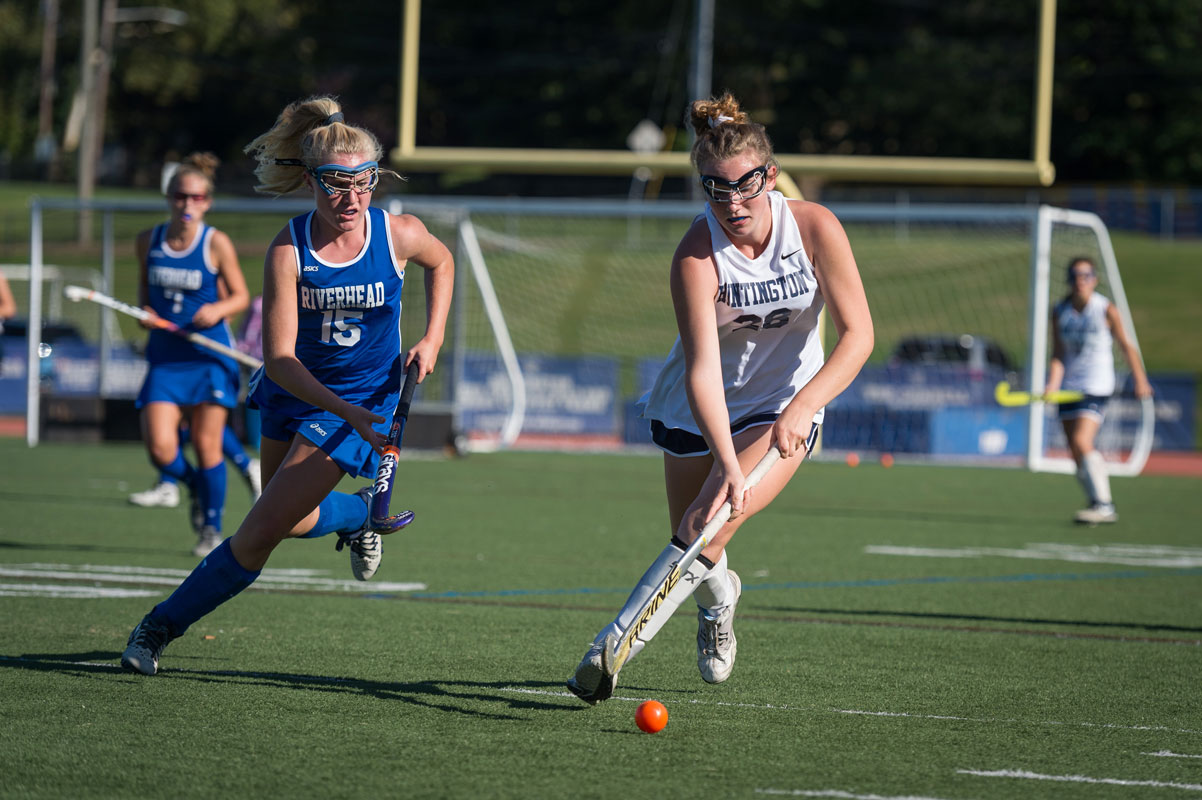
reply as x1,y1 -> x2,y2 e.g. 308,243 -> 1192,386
1075,463 -> 1096,504
693,549 -> 734,614
1083,450 -> 1112,505
595,543 -> 707,665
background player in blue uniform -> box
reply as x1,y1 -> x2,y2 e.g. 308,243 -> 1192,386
121,96 -> 454,676
135,152 -> 250,557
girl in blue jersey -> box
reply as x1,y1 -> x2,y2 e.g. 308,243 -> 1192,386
121,96 -> 454,676
135,152 -> 250,558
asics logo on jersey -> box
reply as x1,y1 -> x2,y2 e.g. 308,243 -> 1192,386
309,422 -> 328,436
303,265 -> 320,272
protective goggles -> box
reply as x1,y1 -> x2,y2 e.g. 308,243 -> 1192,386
309,161 -> 380,196
699,165 -> 771,203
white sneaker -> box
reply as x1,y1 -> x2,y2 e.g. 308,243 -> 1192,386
192,525 -> 222,557
244,458 -> 262,503
1074,503 -> 1118,524
697,569 -> 741,684
566,640 -> 617,705
335,487 -> 382,581
128,481 -> 180,508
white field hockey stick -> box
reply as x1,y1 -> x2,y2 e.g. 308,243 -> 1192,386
601,447 -> 781,678
994,380 -> 1083,407
64,285 -> 262,369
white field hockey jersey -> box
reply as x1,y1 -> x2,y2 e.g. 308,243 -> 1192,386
1055,292 -> 1115,396
642,190 -> 826,433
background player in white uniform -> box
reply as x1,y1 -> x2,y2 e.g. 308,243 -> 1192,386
568,92 -> 873,704
122,96 -> 453,676
1046,256 -> 1152,524
134,152 -> 250,557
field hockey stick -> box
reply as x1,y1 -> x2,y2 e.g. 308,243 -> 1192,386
369,360 -> 421,533
994,380 -> 1084,407
601,447 -> 781,678
63,285 -> 262,369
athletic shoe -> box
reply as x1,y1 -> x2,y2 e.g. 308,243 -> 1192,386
243,458 -> 262,503
566,640 -> 617,705
697,569 -> 741,684
192,525 -> 222,558
335,487 -> 382,581
121,614 -> 174,676
128,480 -> 180,508
1074,503 -> 1118,524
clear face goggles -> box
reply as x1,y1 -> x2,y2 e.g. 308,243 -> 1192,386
309,161 -> 380,196
699,165 -> 771,203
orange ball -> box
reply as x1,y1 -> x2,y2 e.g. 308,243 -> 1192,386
635,700 -> 668,733
846,452 -> 860,467
880,453 -> 894,468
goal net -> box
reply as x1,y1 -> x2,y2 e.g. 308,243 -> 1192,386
428,199 -> 1151,473
18,197 -> 1151,474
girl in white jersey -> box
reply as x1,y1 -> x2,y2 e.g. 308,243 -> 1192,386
1047,257 -> 1152,524
568,93 -> 873,704
121,96 -> 454,677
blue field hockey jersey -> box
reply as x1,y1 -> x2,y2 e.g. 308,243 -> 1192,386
144,223 -> 237,365
254,206 -> 405,413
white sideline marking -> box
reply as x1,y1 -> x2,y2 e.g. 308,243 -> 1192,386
865,542 -> 1202,569
0,582 -> 158,599
1145,751 -> 1202,759
755,790 -> 954,800
958,768 -> 1202,792
0,563 -> 426,595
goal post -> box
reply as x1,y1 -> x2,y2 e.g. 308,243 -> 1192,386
1027,205 -> 1154,476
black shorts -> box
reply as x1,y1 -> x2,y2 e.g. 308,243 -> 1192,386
650,413 -> 819,457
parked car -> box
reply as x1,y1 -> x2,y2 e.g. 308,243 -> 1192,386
889,333 -> 1018,376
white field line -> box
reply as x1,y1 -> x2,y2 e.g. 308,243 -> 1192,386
1145,751 -> 1202,759
958,768 -> 1202,792
0,563 -> 425,594
865,542 -> 1202,568
498,688 -> 1202,736
755,790 -> 955,800
0,583 -> 159,599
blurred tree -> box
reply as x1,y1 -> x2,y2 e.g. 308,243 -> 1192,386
1,0 -> 1199,189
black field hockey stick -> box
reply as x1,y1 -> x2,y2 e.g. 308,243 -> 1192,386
64,285 -> 262,369
369,360 -> 421,533
601,447 -> 781,678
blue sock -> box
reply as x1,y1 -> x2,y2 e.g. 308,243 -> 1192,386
152,538 -> 259,637
158,473 -> 178,487
223,426 -> 251,473
298,490 -> 368,538
159,450 -> 197,489
198,462 -> 226,531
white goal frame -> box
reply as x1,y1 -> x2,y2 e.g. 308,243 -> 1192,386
1026,205 -> 1154,476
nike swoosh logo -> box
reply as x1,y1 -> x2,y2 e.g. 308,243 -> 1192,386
782,248 -> 802,259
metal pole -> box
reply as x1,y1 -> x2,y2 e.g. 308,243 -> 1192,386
397,0 -> 421,160
27,201 -> 45,447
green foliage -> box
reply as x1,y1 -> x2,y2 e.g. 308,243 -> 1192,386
3,1 -> 1201,185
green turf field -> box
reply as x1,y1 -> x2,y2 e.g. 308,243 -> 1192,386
1,438 -> 1198,798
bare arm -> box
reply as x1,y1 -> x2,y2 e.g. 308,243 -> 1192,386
192,230 -> 249,329
389,213 -> 453,382
261,228 -> 385,452
777,202 -> 873,454
1046,310 -> 1066,393
0,274 -> 16,320
1107,302 -> 1153,398
135,229 -> 155,326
